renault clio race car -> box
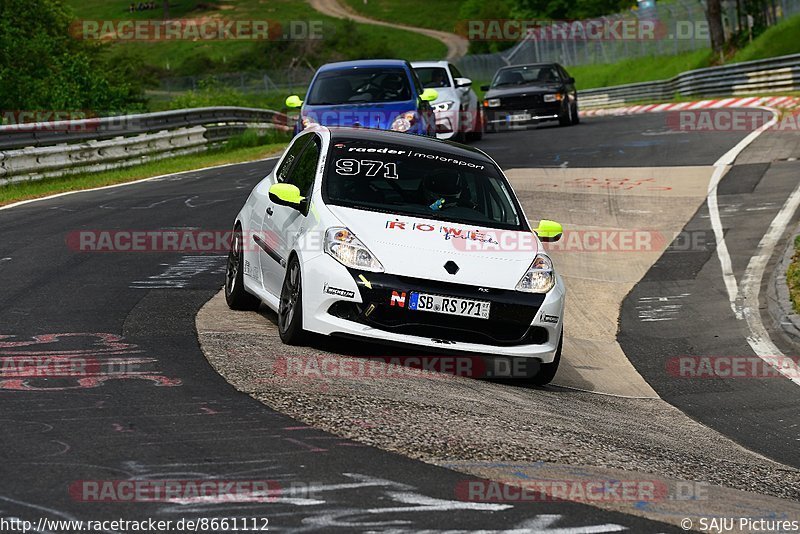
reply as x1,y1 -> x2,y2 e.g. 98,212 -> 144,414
224,126 -> 566,383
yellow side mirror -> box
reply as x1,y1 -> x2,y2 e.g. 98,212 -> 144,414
420,88 -> 438,102
534,219 -> 563,242
285,95 -> 303,108
269,183 -> 304,208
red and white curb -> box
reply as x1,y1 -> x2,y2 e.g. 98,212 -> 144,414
580,95 -> 800,117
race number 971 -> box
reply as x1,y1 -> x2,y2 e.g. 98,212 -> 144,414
335,159 -> 398,179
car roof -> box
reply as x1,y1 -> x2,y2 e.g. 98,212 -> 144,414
410,61 -> 449,68
498,62 -> 561,70
325,127 -> 493,162
318,59 -> 410,71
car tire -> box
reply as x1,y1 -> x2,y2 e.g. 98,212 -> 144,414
225,227 -> 261,311
466,107 -> 484,142
530,331 -> 562,385
572,102 -> 580,125
278,255 -> 305,345
558,102 -> 572,127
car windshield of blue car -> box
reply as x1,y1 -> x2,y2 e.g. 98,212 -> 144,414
415,67 -> 451,88
307,68 -> 413,105
492,66 -> 561,87
324,138 -> 524,230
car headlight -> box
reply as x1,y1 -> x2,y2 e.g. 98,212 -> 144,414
543,93 -> 563,103
301,115 -> 318,128
324,227 -> 384,272
515,254 -> 555,293
432,101 -> 454,113
391,111 -> 417,132
484,98 -> 501,108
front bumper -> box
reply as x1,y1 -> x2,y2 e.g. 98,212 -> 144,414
301,254 -> 565,362
485,103 -> 561,128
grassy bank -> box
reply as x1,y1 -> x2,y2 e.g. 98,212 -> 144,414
571,13 -> 800,91
787,235 -> 800,313
0,131 -> 288,207
66,0 -> 447,77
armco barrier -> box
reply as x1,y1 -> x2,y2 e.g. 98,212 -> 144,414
0,107 -> 294,185
579,53 -> 800,109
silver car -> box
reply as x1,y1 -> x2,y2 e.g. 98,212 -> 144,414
412,60 -> 483,142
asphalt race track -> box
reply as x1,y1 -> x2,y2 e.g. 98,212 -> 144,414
1,111 -> 798,532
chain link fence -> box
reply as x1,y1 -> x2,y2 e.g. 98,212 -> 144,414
455,0 -> 800,81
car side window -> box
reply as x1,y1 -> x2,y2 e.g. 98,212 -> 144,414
449,64 -> 463,80
276,134 -> 312,183
284,135 -> 321,198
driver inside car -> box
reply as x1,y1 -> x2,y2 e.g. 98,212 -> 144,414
421,169 -> 476,211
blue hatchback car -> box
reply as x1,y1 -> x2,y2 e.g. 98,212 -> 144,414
286,59 -> 438,136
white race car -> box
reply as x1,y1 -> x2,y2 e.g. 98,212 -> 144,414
225,126 -> 565,383
411,60 -> 483,142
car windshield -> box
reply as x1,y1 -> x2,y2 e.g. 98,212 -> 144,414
492,66 -> 560,87
307,68 -> 413,105
415,67 -> 451,88
324,138 -> 524,230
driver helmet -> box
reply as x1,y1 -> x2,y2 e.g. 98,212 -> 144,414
382,73 -> 404,94
423,169 -> 464,205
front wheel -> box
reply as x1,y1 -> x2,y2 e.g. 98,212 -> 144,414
558,102 -> 572,127
466,107 -> 484,142
530,332 -> 562,385
278,256 -> 305,345
225,227 -> 261,311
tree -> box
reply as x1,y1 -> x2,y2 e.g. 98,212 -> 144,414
0,0 -> 145,113
705,0 -> 727,56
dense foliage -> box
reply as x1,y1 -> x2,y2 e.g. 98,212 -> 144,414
0,0 -> 146,115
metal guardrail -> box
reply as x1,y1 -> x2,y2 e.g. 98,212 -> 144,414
0,107 -> 294,185
579,53 -> 800,109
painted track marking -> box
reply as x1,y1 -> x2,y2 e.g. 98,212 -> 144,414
707,106 -> 800,386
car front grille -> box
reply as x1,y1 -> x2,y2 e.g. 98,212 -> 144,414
327,271 -> 548,347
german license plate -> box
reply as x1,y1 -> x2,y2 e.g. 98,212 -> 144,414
408,292 -> 490,319
507,113 -> 530,122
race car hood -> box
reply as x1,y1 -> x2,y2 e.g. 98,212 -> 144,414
302,101 -> 417,130
327,206 -> 543,289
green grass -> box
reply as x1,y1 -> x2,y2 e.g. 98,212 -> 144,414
341,0 -> 464,32
66,0 -> 447,75
147,84 -> 297,112
787,235 -> 800,313
571,12 -> 800,91
569,49 -> 712,90
732,12 -> 800,62
0,137 -> 287,206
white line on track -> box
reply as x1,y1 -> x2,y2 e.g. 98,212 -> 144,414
707,106 -> 800,386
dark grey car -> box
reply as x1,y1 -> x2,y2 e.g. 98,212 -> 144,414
481,63 -> 579,131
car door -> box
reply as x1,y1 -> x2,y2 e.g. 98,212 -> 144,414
449,63 -> 476,131
260,132 -> 321,296
256,132 -> 312,295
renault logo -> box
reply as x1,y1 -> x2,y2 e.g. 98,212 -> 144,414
444,261 -> 459,275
